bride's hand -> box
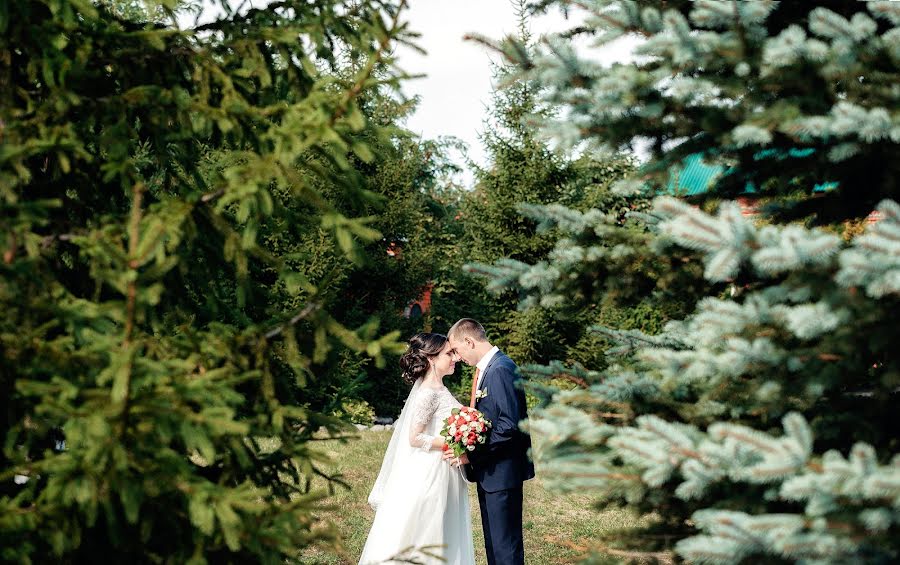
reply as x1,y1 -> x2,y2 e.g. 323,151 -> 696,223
442,451 -> 469,467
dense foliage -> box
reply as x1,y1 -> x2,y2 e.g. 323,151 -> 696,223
7,1 -> 897,563
1,0 -> 416,561
453,14 -> 640,384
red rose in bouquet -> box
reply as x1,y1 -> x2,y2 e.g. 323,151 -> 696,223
440,406 -> 491,458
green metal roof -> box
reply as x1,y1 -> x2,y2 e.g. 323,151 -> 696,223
667,153 -> 725,196
666,150 -> 838,196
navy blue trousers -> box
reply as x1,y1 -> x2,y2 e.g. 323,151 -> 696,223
477,485 -> 524,565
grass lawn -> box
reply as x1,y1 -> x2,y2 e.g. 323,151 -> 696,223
296,430 -> 644,564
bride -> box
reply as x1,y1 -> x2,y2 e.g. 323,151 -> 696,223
359,333 -> 475,565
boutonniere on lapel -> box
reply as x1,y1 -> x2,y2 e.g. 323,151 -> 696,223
474,387 -> 488,401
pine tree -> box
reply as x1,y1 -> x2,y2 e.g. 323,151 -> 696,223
476,1 -> 900,562
1,0 -> 412,562
462,4 -> 572,268
332,130 -> 469,416
460,2 -> 638,372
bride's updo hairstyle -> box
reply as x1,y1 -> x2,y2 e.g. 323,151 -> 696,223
399,332 -> 448,385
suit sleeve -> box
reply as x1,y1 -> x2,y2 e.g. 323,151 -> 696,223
467,362 -> 526,465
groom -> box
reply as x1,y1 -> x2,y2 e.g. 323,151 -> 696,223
443,318 -> 535,565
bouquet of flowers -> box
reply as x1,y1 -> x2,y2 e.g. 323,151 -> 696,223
440,406 -> 491,457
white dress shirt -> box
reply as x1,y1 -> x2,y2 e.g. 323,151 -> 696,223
474,346 -> 500,391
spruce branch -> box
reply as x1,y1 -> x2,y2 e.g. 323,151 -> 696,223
519,360 -> 595,388
329,0 -> 407,127
118,180 -> 144,438
264,302 -> 321,340
593,544 -> 675,565
199,1 -> 408,206
570,0 -> 652,38
836,199 -> 900,297
591,325 -> 687,356
554,471 -> 642,482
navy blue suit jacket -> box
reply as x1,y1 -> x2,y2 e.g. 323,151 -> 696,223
465,351 -> 535,492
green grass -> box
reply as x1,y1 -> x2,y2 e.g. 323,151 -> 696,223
296,430 -> 644,564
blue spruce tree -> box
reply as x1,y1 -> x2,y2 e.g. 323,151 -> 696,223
474,1 -> 900,562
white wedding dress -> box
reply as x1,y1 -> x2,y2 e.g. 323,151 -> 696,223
359,380 -> 475,565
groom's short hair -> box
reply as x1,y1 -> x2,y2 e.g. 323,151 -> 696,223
448,318 -> 487,342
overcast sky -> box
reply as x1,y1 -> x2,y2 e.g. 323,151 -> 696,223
395,2 -> 639,186
179,1 -> 638,187
394,1 -> 543,183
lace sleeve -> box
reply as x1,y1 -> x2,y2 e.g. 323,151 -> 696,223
408,389 -> 439,452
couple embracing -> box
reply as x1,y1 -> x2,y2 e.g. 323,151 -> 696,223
359,319 -> 535,565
